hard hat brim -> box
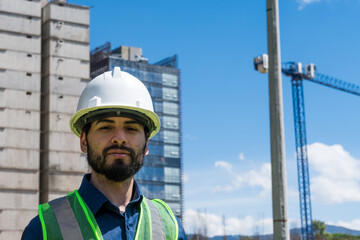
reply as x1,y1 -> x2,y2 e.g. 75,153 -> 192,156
70,105 -> 161,139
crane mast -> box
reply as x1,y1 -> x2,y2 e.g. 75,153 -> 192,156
254,55 -> 360,240
291,75 -> 314,240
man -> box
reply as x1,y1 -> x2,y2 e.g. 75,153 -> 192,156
22,67 -> 187,240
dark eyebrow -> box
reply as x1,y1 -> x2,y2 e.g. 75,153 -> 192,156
94,119 -> 142,126
124,120 -> 142,126
94,119 -> 115,126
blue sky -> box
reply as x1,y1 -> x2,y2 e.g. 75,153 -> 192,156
70,0 -> 360,236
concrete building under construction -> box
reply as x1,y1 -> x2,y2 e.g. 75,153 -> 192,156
0,0 -> 90,238
0,1 -> 42,238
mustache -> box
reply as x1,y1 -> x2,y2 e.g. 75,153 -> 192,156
102,144 -> 135,158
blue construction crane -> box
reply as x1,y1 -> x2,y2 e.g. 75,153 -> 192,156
254,55 -> 360,240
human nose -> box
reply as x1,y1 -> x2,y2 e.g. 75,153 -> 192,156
111,128 -> 127,145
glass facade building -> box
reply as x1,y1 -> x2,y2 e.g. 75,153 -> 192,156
90,43 -> 183,219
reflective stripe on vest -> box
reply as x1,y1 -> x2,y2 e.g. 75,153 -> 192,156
49,197 -> 83,240
134,198 -> 178,240
146,199 -> 166,240
38,190 -> 178,240
39,190 -> 103,240
152,199 -> 179,240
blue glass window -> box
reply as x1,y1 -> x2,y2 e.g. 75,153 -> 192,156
164,167 -> 180,183
136,167 -> 164,182
154,101 -> 163,113
162,116 -> 179,130
148,144 -> 163,156
149,130 -> 163,142
120,67 -> 143,80
163,130 -> 179,144
147,86 -> 162,98
163,87 -> 178,101
119,67 -> 162,84
165,185 -> 180,200
139,184 -> 164,199
164,145 -> 180,158
162,73 -> 178,87
163,102 -> 178,115
143,71 -> 162,84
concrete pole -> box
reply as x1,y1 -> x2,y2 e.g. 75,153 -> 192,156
266,0 -> 290,239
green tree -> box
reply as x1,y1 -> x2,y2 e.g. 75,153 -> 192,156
313,220 -> 327,240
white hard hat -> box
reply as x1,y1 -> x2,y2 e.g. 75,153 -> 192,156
70,66 -> 160,139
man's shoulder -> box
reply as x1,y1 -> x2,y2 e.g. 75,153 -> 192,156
21,215 -> 42,240
21,194 -> 70,240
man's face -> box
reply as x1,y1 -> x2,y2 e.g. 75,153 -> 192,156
80,116 -> 149,182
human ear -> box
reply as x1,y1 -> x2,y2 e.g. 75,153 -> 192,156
80,132 -> 88,153
144,138 -> 149,156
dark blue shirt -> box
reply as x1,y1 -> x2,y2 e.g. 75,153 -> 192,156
21,174 -> 187,240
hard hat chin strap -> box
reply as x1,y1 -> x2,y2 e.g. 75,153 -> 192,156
75,108 -> 153,135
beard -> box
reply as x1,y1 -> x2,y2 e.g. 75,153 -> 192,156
87,141 -> 146,182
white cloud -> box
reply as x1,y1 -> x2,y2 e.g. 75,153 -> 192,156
297,0 -> 321,10
244,164 -> 272,196
239,152 -> 245,161
214,161 -> 233,173
213,161 -> 271,196
307,142 -> 360,203
183,209 -> 274,237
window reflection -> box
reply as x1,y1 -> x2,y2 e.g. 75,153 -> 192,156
164,145 -> 180,158
162,73 -> 178,87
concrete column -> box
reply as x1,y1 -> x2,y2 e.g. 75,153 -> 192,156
266,0 -> 290,239
40,1 -> 90,202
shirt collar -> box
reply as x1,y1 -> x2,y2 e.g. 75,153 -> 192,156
78,173 -> 143,215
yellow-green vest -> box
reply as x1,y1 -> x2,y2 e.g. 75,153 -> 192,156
38,190 -> 178,240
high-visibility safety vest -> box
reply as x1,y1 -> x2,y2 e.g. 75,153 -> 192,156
38,190 -> 179,240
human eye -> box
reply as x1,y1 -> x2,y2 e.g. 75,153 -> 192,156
97,125 -> 112,131
125,125 -> 140,132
